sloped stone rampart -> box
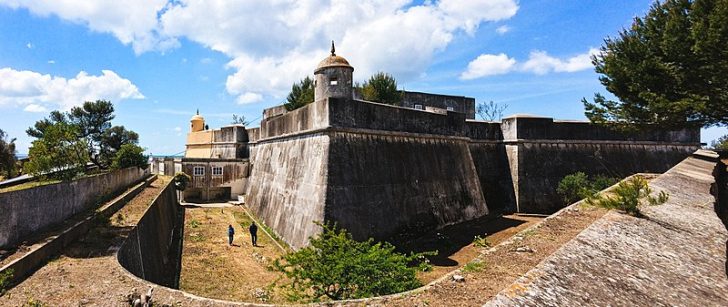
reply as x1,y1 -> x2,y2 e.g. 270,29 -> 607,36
486,151 -> 728,306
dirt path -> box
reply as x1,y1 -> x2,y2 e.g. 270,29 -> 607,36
179,206 -> 287,304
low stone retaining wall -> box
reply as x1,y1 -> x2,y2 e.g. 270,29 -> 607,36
0,175 -> 156,286
0,167 -> 149,249
117,179 -> 184,288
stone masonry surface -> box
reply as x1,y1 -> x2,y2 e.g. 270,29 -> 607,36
485,151 -> 728,306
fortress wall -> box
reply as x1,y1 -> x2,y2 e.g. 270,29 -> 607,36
244,133 -> 330,249
506,116 -> 700,142
499,116 -> 700,213
468,142 -> 516,212
325,131 -> 488,242
0,167 -> 148,249
328,98 -> 467,136
514,142 -> 699,213
258,98 -> 329,139
117,180 -> 183,288
400,91 -> 476,119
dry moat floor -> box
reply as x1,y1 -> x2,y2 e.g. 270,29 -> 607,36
177,206 -> 544,304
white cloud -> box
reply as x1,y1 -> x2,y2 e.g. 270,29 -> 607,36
461,48 -> 598,79
521,48 -> 598,75
236,92 -> 264,105
173,126 -> 182,132
26,42 -> 33,49
23,104 -> 47,112
47,60 -> 55,64
0,67 -> 144,111
1,0 -> 177,53
1,0 -> 520,103
460,53 -> 516,79
496,25 -> 510,34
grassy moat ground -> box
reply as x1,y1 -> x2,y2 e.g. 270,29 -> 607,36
178,206 -> 543,304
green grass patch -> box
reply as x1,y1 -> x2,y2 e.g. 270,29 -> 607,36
461,260 -> 486,273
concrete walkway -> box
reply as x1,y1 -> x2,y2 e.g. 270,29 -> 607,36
486,151 -> 728,306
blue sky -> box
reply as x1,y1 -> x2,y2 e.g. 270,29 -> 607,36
0,0 -> 725,155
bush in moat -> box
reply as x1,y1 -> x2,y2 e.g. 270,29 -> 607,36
271,222 -> 435,302
557,172 -> 618,204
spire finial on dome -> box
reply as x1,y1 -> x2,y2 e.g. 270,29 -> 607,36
331,40 -> 335,56
196,109 -> 199,115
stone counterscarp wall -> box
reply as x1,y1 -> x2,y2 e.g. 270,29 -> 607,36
0,167 -> 148,249
244,133 -> 330,249
325,131 -> 487,242
117,180 -> 184,288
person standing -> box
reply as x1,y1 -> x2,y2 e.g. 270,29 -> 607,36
249,222 -> 258,246
228,224 -> 235,246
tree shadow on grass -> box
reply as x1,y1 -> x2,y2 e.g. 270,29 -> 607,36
393,213 -> 526,267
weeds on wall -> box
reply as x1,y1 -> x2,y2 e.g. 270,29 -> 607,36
586,175 -> 668,216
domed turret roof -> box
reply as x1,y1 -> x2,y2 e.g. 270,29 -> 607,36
191,109 -> 204,121
315,41 -> 353,73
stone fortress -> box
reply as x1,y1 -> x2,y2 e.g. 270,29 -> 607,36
182,43 -> 700,249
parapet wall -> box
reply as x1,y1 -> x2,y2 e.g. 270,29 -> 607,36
117,180 -> 183,288
0,167 -> 148,249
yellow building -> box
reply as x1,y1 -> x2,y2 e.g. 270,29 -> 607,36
182,110 -> 250,202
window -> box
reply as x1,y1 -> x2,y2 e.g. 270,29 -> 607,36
212,166 -> 223,176
330,79 -> 338,86
414,104 -> 423,110
193,166 -> 205,176
447,107 -> 454,112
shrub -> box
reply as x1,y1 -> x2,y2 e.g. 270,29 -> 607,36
173,172 -> 191,191
472,235 -> 491,248
586,175 -> 668,216
557,172 -> 619,204
557,172 -> 591,204
271,222 -> 435,302
111,144 -> 147,170
0,268 -> 13,295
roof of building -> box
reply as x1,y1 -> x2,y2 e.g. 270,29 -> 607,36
191,109 -> 204,121
315,41 -> 353,73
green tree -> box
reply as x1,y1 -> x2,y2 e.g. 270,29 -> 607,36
23,122 -> 88,180
711,134 -> 728,150
584,0 -> 728,129
0,129 -> 17,179
272,223 -> 434,302
99,126 -> 139,167
360,72 -> 402,105
26,100 -> 139,169
111,144 -> 148,170
285,76 -> 315,111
